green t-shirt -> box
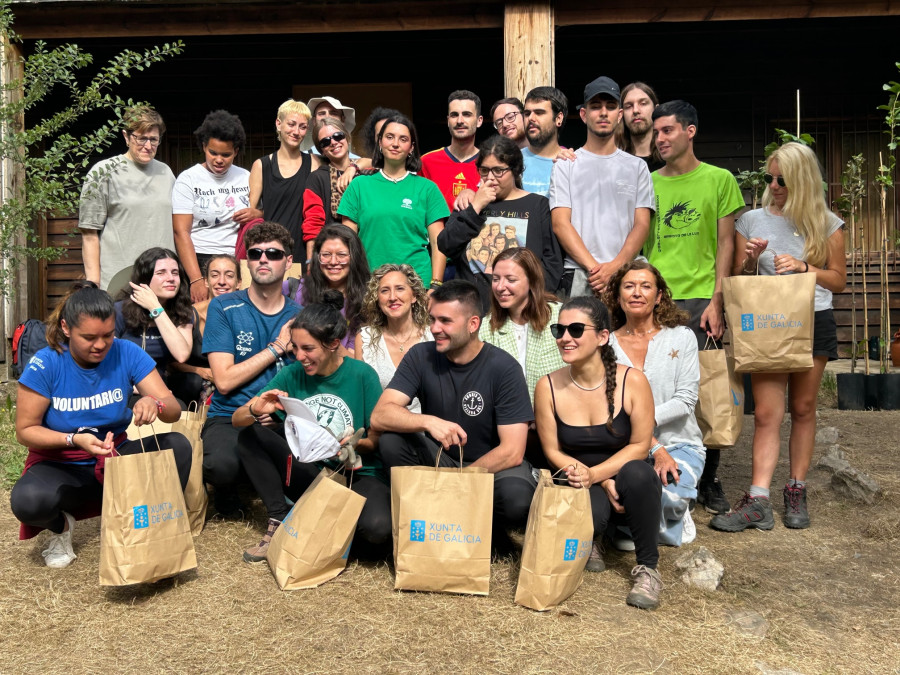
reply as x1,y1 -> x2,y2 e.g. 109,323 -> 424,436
261,357 -> 385,479
337,172 -> 450,287
646,163 -> 744,299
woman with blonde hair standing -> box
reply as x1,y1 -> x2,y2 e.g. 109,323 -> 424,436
712,142 -> 846,532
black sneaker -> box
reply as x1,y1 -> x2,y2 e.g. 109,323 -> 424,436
783,484 -> 811,529
709,493 -> 775,532
214,492 -> 247,520
697,477 -> 731,515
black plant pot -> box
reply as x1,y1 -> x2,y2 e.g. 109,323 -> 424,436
837,372 -> 866,410
876,373 -> 900,410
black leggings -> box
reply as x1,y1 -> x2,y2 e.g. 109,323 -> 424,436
10,432 -> 192,535
237,423 -> 391,546
589,459 -> 662,568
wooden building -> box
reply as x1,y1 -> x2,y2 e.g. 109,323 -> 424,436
3,0 -> 900,355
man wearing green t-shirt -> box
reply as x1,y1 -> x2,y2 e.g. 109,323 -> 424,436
647,100 -> 745,515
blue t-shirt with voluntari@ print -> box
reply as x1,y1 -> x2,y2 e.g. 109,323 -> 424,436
202,289 -> 301,418
18,339 -> 156,437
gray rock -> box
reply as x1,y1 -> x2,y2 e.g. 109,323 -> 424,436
755,661 -> 805,675
831,465 -> 882,504
816,445 -> 849,474
675,546 -> 724,591
726,609 -> 768,638
815,426 -> 839,445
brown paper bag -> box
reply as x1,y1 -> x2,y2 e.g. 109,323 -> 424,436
723,271 -> 815,373
99,444 -> 197,586
265,469 -> 366,590
696,343 -> 744,448
391,449 -> 494,596
169,402 -> 209,535
515,470 -> 593,611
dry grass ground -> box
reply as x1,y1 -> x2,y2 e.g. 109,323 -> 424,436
0,408 -> 898,674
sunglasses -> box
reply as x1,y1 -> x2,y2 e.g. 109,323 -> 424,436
763,173 -> 787,188
247,247 -> 286,261
550,323 -> 597,339
319,131 -> 347,149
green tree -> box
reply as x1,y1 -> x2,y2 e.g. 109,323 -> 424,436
0,0 -> 183,297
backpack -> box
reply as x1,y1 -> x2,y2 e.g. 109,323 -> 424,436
11,319 -> 48,378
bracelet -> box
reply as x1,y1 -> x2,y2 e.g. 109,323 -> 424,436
147,396 -> 165,412
349,163 -> 360,173
65,432 -> 75,447
803,261 -> 809,273
189,278 -> 204,285
248,400 -> 262,422
430,279 -> 443,287
148,307 -> 164,319
272,339 -> 286,354
650,442 -> 664,455
267,345 -> 280,360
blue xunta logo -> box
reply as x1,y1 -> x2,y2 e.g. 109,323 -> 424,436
410,520 -> 425,542
740,314 -> 754,331
563,538 -> 579,561
133,505 -> 149,529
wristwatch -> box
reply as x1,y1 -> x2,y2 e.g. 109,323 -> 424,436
149,307 -> 164,319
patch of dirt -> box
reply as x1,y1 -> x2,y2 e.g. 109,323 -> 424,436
0,405 -> 897,674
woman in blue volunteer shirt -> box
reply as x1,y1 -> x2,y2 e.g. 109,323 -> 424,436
9,282 -> 192,569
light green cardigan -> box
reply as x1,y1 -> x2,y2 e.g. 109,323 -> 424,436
479,302 -> 565,405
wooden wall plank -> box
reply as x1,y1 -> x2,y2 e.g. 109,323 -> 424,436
504,1 -> 554,99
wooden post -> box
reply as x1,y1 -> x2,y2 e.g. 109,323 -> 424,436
504,1 -> 554,101
1,35 -> 26,360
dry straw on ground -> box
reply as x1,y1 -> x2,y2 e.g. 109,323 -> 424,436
1,409 -> 898,674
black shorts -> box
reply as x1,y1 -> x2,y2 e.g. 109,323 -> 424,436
814,309 -> 839,361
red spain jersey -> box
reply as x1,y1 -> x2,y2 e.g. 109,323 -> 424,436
420,147 -> 480,210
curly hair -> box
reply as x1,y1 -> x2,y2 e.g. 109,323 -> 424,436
244,220 -> 294,254
194,109 -> 246,152
603,260 -> 688,331
304,224 -> 370,336
46,281 -> 114,353
488,247 -> 557,333
560,295 -> 619,434
118,248 -> 193,333
360,263 -> 429,355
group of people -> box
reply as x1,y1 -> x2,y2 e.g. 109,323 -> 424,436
11,75 -> 847,612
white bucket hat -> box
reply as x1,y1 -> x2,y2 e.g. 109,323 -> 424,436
301,96 -> 356,151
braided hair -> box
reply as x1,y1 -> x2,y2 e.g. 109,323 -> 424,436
560,295 -> 619,433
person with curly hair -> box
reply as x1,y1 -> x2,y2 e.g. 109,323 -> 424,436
360,106 -> 402,158
173,109 -> 252,304
533,295 -> 662,609
604,260 -> 705,547
355,264 -> 432,413
114,248 -> 194,405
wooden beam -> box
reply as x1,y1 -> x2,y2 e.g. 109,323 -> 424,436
555,0 -> 900,25
504,1 -> 554,100
8,1 -> 504,39
1,35 -> 27,351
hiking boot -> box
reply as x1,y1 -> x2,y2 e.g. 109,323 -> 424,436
626,565 -> 663,610
243,518 -> 281,563
585,541 -> 605,572
697,477 -> 731,515
783,484 -> 811,529
709,493 -> 775,532
42,512 -> 77,569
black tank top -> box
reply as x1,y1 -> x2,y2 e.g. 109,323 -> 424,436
260,151 -> 311,260
551,367 -> 632,467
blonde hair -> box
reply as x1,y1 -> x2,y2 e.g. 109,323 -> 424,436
762,143 -> 832,268
276,99 -> 311,122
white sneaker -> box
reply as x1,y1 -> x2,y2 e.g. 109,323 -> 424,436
42,512 -> 77,569
681,507 -> 697,545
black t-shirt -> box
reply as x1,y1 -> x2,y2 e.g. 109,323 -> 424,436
387,342 -> 533,462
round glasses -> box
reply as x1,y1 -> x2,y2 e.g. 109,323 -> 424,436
318,251 -> 350,263
763,173 -> 787,188
130,134 -> 160,147
493,111 -> 520,130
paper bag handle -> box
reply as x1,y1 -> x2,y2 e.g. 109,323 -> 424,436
434,444 -> 465,471
753,248 -> 778,274
136,423 -> 163,454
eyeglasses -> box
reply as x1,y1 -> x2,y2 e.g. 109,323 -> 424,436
318,251 -> 350,263
550,323 -> 597,339
130,135 -> 160,147
319,131 -> 347,149
477,166 -> 512,179
763,173 -> 787,188
247,247 -> 286,261
493,111 -> 520,130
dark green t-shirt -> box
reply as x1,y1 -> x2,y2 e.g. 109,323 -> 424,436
261,357 -> 385,479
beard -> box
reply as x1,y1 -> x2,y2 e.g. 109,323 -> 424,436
527,124 -> 556,150
627,118 -> 652,136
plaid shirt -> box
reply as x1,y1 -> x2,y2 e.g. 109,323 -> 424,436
479,302 -> 565,405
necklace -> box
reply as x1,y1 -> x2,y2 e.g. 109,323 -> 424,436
387,326 -> 417,352
380,169 -> 410,184
624,325 -> 656,337
569,368 -> 606,391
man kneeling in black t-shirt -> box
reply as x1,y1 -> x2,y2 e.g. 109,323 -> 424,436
371,279 -> 536,547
